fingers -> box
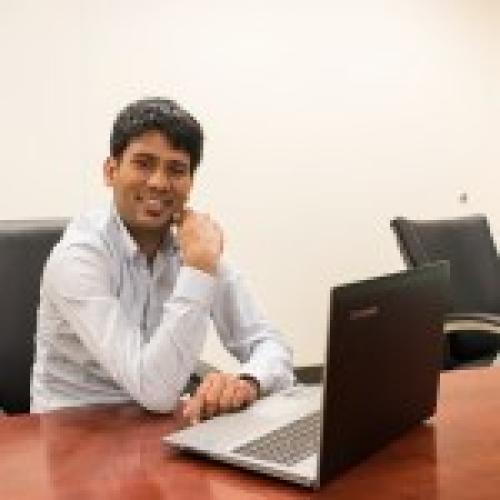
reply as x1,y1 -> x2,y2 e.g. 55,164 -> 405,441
237,378 -> 259,406
182,373 -> 259,426
182,372 -> 222,425
182,396 -> 202,426
219,381 -> 239,412
198,372 -> 226,418
171,207 -> 193,226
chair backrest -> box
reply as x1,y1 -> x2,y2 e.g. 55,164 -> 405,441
391,215 -> 500,365
391,215 -> 500,314
0,219 -> 67,413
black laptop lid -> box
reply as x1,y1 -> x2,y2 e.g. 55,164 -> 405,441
319,262 -> 449,484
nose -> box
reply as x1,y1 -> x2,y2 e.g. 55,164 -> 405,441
147,166 -> 171,191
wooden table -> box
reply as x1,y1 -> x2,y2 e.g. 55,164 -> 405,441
1,368 -> 500,500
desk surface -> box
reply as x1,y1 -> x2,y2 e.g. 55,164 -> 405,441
1,368 -> 500,500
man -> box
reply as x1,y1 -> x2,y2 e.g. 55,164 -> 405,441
31,97 -> 293,423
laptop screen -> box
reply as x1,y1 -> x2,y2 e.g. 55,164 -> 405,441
319,262 -> 450,483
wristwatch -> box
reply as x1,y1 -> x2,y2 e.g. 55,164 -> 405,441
238,374 -> 261,399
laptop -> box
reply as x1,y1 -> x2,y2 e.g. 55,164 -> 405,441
164,262 -> 449,489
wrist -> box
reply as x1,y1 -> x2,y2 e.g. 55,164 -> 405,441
239,374 -> 261,400
184,255 -> 219,276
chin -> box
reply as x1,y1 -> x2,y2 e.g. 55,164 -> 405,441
138,214 -> 172,231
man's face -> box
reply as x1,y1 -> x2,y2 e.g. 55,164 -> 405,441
104,130 -> 193,234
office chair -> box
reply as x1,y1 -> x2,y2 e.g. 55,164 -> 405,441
390,215 -> 500,369
0,219 -> 67,414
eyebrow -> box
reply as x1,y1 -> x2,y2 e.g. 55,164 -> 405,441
131,152 -> 157,160
132,152 -> 189,169
166,159 -> 190,168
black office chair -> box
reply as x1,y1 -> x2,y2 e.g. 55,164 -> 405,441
0,219 -> 67,413
390,215 -> 500,370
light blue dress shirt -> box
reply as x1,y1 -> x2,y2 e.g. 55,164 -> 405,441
31,205 -> 293,413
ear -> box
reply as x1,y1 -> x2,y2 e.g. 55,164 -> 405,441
103,157 -> 118,187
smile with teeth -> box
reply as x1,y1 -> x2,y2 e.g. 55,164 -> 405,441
138,196 -> 174,214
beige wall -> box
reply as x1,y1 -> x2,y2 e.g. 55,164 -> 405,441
2,1 -> 500,368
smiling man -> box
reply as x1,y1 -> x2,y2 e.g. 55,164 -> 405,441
31,98 -> 294,421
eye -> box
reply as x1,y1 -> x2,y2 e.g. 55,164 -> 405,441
168,163 -> 190,177
133,157 -> 154,171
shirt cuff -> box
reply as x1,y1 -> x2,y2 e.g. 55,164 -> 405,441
237,364 -> 272,396
171,266 -> 216,307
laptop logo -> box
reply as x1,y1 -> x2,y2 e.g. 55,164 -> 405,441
348,305 -> 380,321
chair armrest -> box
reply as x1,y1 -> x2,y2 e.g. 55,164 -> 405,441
293,365 -> 324,384
444,313 -> 500,335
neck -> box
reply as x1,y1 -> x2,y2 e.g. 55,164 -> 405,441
129,226 -> 166,260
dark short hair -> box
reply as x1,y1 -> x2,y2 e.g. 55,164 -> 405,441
110,97 -> 203,173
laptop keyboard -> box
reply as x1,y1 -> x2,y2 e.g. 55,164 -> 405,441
233,410 -> 321,467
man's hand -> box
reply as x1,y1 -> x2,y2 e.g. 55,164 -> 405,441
175,210 -> 223,276
182,372 -> 259,425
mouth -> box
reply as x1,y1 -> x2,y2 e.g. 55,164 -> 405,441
136,196 -> 175,218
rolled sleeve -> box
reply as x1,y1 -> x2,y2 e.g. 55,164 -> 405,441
210,262 -> 294,395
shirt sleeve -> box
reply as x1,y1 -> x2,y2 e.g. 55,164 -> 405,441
43,243 -> 215,413
210,262 -> 295,395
